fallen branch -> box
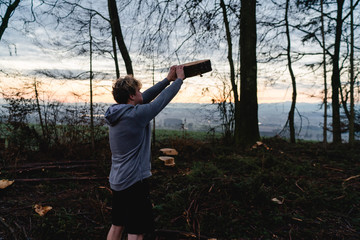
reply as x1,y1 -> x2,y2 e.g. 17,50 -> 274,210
15,164 -> 97,173
4,160 -> 98,170
322,165 -> 344,172
342,175 -> 360,188
343,174 -> 360,182
14,176 -> 107,183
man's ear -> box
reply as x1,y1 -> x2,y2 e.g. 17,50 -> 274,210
129,94 -> 135,101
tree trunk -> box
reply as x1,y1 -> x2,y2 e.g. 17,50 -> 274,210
331,0 -> 344,144
107,0 -> 133,75
220,0 -> 239,144
111,29 -> 120,78
89,11 -> 95,156
285,0 -> 297,144
349,0 -> 355,144
33,79 -> 49,151
34,80 -> 45,139
320,0 -> 328,145
238,0 -> 259,147
0,0 -> 21,41
152,57 -> 156,148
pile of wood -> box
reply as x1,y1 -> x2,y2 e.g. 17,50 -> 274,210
158,148 -> 178,167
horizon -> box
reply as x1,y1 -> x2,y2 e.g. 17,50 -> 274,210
0,72 -> 326,105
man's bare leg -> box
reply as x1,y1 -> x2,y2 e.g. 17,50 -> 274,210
107,225 -> 124,240
128,234 -> 144,240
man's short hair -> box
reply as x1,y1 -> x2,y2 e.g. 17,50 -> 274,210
112,75 -> 142,104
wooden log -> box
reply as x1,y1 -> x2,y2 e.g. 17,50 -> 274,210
160,148 -> 178,156
158,156 -> 175,166
183,59 -> 212,78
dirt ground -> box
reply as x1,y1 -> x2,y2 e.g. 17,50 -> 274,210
1,138 -> 360,239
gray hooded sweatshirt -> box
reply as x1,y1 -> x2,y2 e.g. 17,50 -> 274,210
105,78 -> 183,191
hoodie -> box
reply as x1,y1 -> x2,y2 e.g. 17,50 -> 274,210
105,78 -> 183,191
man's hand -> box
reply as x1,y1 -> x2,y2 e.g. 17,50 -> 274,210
167,65 -> 177,81
176,65 -> 185,80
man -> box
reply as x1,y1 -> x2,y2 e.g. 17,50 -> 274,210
105,65 -> 185,240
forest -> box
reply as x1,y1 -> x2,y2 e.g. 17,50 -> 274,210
0,0 -> 360,239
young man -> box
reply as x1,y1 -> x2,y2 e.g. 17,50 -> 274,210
105,65 -> 185,240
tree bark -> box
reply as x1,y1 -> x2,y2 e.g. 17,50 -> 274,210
285,0 -> 297,144
107,0 -> 133,75
0,0 -> 21,41
239,0 -> 260,147
331,0 -> 344,144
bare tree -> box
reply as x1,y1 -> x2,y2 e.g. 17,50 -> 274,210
132,0 -> 247,145
220,0 -> 238,142
294,0 -> 360,143
33,79 -> 47,142
320,0 -> 328,145
31,1 -> 113,154
0,0 -> 21,41
349,0 -> 355,144
285,0 -> 297,143
107,0 -> 133,75
238,0 -> 260,146
331,0 -> 345,144
89,7 -> 95,154
174,0 -> 259,146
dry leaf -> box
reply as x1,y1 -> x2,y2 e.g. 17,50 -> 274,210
34,204 -> 52,216
160,148 -> 178,156
0,179 -> 14,189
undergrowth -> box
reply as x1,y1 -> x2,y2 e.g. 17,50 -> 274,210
0,131 -> 359,239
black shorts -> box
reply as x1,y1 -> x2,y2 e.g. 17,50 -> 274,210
111,179 -> 154,234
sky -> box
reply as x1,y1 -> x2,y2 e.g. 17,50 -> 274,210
0,31 -> 325,105
0,0 -> 331,105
